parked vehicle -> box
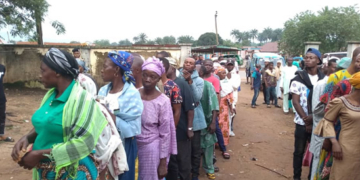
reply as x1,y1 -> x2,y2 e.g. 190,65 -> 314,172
250,53 -> 284,72
323,52 -> 347,60
222,54 -> 243,66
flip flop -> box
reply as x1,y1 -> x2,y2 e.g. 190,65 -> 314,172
222,152 -> 230,159
206,173 -> 216,180
0,136 -> 14,142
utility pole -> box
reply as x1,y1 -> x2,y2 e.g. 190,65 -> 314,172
215,11 -> 219,45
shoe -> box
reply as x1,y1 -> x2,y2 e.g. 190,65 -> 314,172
230,131 -> 235,137
275,105 -> 281,108
267,105 -> 271,108
262,102 -> 267,104
255,104 -> 259,106
251,105 -> 256,108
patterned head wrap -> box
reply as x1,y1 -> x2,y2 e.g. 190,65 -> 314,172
215,66 -> 226,75
108,51 -> 135,85
142,56 -> 165,76
349,72 -> 360,89
43,48 -> 79,79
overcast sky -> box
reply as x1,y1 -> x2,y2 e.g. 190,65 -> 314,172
0,0 -> 358,43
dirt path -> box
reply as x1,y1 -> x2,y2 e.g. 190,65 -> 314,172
0,81 -> 311,180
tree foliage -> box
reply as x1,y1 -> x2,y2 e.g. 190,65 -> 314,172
133,33 -> 148,44
70,41 -> 80,44
177,35 -> 194,43
279,5 -> 360,56
197,32 -> 223,46
118,39 -> 132,46
162,36 -> 176,44
0,0 -> 65,45
93,39 -> 110,46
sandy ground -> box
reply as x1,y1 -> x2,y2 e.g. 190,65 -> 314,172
0,79 -> 311,180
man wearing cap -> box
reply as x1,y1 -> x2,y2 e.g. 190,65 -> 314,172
72,48 -> 89,73
226,59 -> 240,137
289,48 -> 325,180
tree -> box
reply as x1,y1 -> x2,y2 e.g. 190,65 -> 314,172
222,39 -> 241,48
271,28 -> 283,42
133,33 -> 148,44
163,36 -> 176,44
250,29 -> 258,44
178,35 -> 194,43
279,5 -> 360,56
262,27 -> 273,42
197,32 -> 223,46
154,37 -> 163,45
147,40 -> 156,45
230,29 -> 241,42
93,39 -> 110,46
70,41 -> 80,44
118,39 -> 132,46
110,42 -> 118,46
257,33 -> 266,44
0,0 -> 65,45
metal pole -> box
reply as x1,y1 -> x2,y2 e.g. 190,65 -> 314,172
215,11 -> 219,45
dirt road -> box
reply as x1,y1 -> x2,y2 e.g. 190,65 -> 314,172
0,82 -> 311,180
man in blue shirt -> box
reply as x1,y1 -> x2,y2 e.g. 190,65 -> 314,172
251,64 -> 262,108
178,57 -> 205,180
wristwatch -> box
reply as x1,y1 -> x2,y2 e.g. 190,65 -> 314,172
188,127 -> 193,131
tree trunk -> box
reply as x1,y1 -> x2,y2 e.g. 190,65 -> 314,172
35,11 -> 43,45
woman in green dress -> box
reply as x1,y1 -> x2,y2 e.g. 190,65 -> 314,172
11,48 -> 108,180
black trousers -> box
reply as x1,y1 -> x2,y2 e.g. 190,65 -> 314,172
191,130 -> 201,178
293,124 -> 312,179
167,140 -> 192,180
0,101 -> 5,135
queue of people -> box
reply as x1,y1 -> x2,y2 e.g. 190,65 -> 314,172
285,47 -> 360,180
9,48 -> 241,180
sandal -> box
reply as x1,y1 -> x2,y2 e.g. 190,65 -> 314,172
0,136 -> 14,142
206,173 -> 216,180
222,152 -> 230,159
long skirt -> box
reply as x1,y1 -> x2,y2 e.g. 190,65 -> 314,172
219,93 -> 233,146
137,139 -> 167,180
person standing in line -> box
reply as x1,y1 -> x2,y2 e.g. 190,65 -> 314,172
98,51 -> 143,180
313,72 -> 360,180
226,59 -> 240,137
308,58 -> 337,180
261,59 -> 270,104
166,58 -> 195,180
202,59 -> 230,161
275,60 -> 283,99
290,48 -> 325,180
130,53 -> 145,89
245,56 -> 251,84
314,48 -> 360,180
0,63 -> 12,142
251,64 -> 262,108
193,54 -> 199,61
72,48 -> 89,73
280,58 -> 298,114
264,63 -> 281,108
196,55 -> 204,65
178,58 -> 205,180
160,58 -> 182,126
137,57 -> 177,180
198,65 -> 219,180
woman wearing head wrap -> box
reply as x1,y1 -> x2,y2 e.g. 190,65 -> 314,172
98,51 -> 143,180
313,72 -> 360,180
11,48 -> 108,180
216,66 -> 233,147
136,57 -> 177,180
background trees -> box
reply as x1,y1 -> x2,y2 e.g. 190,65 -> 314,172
279,5 -> 360,56
0,0 -> 66,45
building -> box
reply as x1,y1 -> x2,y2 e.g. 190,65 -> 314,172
260,42 -> 279,53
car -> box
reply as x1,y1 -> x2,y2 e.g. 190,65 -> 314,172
250,53 -> 285,72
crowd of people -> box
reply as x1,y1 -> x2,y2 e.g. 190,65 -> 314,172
4,48 -> 241,180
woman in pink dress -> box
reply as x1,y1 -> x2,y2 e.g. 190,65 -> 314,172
137,57 -> 177,180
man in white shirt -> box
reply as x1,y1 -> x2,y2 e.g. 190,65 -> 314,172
226,59 -> 240,137
280,57 -> 298,114
309,58 -> 337,180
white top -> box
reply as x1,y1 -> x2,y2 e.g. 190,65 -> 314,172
280,65 -> 298,94
309,74 -> 319,86
105,91 -> 123,113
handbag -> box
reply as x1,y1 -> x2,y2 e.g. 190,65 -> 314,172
302,143 -> 313,166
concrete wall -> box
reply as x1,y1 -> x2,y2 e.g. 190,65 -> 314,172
0,44 -> 186,88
